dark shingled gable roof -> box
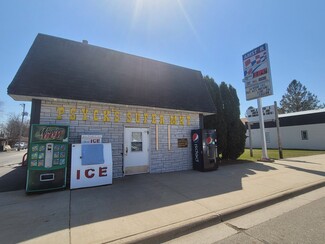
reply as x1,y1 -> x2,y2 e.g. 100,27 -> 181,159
8,34 -> 216,114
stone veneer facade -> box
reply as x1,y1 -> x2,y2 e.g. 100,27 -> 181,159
39,99 -> 200,178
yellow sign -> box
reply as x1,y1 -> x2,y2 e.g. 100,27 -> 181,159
56,107 -> 191,126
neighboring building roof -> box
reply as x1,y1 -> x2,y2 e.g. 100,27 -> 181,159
249,109 -> 325,129
8,34 -> 216,114
278,108 -> 325,118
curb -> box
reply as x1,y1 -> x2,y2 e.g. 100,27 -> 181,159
218,180 -> 325,221
109,180 -> 325,244
1,162 -> 24,167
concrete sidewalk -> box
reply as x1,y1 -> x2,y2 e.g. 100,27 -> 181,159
0,154 -> 324,244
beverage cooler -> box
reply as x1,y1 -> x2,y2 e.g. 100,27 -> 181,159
191,129 -> 218,172
26,124 -> 69,193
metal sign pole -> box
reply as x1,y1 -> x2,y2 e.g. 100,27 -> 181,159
257,98 -> 268,159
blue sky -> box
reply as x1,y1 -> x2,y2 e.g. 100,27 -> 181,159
1,0 -> 324,125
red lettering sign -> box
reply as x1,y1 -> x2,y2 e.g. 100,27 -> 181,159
85,169 -> 95,178
76,167 -> 108,180
253,68 -> 267,78
39,127 -> 65,140
99,167 -> 107,177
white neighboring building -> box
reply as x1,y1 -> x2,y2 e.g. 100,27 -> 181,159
245,109 -> 325,150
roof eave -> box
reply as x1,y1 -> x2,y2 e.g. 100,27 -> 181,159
8,94 -> 216,115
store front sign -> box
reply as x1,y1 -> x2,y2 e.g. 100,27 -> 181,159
56,106 -> 191,126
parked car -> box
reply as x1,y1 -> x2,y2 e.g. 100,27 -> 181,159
14,142 -> 28,150
3,145 -> 12,151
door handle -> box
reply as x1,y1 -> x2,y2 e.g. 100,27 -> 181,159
125,146 -> 128,156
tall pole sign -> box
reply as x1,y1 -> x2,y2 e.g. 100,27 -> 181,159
242,43 -> 273,161
242,43 -> 273,100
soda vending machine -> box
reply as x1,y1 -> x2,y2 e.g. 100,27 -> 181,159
26,124 -> 69,193
191,129 -> 218,172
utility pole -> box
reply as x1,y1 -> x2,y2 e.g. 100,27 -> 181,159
18,104 -> 26,151
274,101 -> 283,159
247,122 -> 253,157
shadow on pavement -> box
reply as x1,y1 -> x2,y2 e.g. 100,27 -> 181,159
70,162 -> 277,226
0,165 -> 27,192
0,161 -> 277,243
273,161 -> 325,177
279,159 -> 321,165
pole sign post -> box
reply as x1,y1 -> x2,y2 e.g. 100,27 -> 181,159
242,43 -> 273,101
242,43 -> 274,161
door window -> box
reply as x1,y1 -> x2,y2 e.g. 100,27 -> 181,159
131,132 -> 143,152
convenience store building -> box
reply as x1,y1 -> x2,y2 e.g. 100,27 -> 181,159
7,34 -> 216,178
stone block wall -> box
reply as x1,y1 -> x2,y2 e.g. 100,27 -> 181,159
39,99 -> 200,178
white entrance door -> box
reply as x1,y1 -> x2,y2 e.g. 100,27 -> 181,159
124,127 -> 149,175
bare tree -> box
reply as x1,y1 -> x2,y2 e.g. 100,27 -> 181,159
4,114 -> 30,146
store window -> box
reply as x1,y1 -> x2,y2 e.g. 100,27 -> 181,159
301,130 -> 308,140
131,132 -> 143,151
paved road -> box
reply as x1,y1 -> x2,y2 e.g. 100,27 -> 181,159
165,187 -> 325,244
0,155 -> 324,243
0,150 -> 27,192
0,150 -> 27,166
218,197 -> 325,243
